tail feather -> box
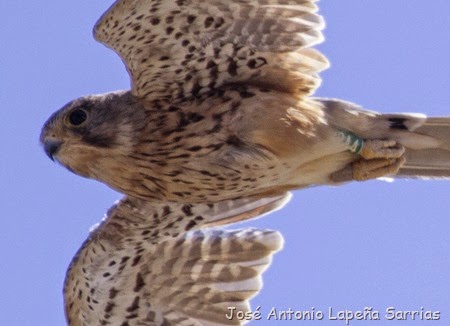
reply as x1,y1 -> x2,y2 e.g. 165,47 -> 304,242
320,98 -> 450,179
411,117 -> 450,149
400,148 -> 450,179
383,116 -> 450,179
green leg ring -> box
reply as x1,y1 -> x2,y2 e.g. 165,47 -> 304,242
337,130 -> 364,155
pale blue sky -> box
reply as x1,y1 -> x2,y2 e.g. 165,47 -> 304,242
1,1 -> 449,325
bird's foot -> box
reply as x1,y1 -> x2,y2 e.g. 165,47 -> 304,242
359,139 -> 405,160
354,139 -> 406,180
352,156 -> 406,181
331,139 -> 406,182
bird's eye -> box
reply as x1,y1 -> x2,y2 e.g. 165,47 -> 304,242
67,108 -> 88,126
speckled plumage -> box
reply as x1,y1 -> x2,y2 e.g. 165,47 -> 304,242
94,0 -> 328,102
40,0 -> 450,325
41,0 -> 450,203
65,194 -> 289,326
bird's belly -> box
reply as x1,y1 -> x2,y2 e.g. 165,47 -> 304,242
127,143 -> 354,203
153,158 -> 289,202
102,89 -> 357,202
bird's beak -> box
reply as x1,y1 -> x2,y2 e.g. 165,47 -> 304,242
43,140 -> 63,161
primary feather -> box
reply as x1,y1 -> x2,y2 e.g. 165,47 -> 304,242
94,0 -> 328,102
64,194 -> 289,325
40,1 -> 450,324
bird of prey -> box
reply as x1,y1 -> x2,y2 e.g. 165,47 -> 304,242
41,0 -> 449,204
39,0 -> 450,325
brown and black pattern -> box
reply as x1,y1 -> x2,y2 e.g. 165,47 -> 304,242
64,194 -> 289,326
40,0 -> 450,325
41,0 -> 450,205
94,0 -> 328,102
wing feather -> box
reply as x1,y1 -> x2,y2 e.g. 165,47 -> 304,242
64,194 -> 289,325
94,0 -> 328,103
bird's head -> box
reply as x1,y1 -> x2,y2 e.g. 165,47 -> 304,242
40,90 -> 146,180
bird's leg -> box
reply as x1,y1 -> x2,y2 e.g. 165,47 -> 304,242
331,131 -> 406,182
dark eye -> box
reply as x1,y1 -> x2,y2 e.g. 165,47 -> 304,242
68,109 -> 88,126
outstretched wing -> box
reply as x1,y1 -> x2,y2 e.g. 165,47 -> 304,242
64,193 -> 290,325
94,0 -> 328,103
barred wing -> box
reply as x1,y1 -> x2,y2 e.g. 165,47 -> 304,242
94,0 -> 328,104
64,194 -> 289,325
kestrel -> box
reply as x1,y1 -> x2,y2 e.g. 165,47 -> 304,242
41,0 -> 449,203
39,0 -> 450,325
